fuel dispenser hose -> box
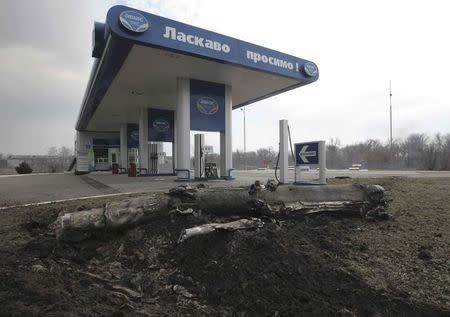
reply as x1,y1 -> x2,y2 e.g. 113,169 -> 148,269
274,124 -> 295,184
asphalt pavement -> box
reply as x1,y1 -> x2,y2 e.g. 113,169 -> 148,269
1,169 -> 449,207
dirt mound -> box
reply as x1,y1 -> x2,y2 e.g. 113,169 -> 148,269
168,216 -> 447,317
0,178 -> 449,316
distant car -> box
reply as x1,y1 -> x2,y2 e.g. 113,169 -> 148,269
348,164 -> 362,170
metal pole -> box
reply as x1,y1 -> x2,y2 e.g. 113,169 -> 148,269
241,108 -> 247,170
318,140 -> 327,185
279,120 -> 288,183
389,80 -> 393,149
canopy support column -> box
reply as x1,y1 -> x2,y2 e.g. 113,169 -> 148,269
120,124 -> 127,169
220,85 -> 233,179
175,78 -> 191,180
75,131 -> 93,173
139,108 -> 149,173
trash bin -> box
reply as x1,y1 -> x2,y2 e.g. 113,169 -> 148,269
112,163 -> 119,174
128,163 -> 137,177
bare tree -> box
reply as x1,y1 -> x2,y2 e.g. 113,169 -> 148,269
401,134 -> 427,169
256,147 -> 277,169
47,146 -> 58,157
326,138 -> 342,169
441,134 -> 450,170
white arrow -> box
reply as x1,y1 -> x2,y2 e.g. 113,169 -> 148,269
299,145 -> 317,163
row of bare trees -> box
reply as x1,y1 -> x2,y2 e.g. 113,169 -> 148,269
0,147 -> 74,173
3,133 -> 449,173
192,148 -> 278,171
45,146 -> 75,172
326,133 -> 450,170
230,133 -> 450,171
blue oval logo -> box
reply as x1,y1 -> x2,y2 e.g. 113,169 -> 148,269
119,10 -> 149,33
130,130 -> 139,141
303,62 -> 318,77
197,97 -> 219,115
153,119 -> 170,132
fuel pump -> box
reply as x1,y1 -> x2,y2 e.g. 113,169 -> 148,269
194,134 -> 218,179
149,143 -> 159,174
127,148 -> 139,177
194,134 -> 205,179
128,148 -> 139,167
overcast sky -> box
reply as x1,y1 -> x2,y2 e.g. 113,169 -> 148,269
1,0 -> 449,155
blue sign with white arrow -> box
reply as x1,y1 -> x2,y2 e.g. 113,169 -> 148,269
295,142 -> 319,165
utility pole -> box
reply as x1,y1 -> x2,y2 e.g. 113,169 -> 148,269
389,80 -> 394,169
389,80 -> 393,149
240,107 -> 247,170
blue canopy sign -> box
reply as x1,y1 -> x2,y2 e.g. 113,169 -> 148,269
127,123 -> 139,148
106,5 -> 318,82
77,5 -> 319,131
148,108 -> 174,142
190,79 -> 225,132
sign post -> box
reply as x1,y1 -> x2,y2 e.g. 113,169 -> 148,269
279,120 -> 288,183
294,140 -> 326,185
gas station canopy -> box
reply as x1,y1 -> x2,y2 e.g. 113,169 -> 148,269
76,5 -> 319,132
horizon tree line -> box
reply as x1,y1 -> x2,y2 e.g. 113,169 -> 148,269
1,132 -> 449,172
